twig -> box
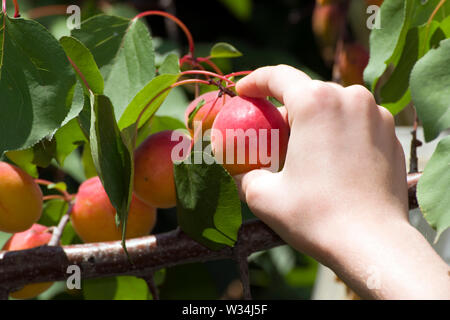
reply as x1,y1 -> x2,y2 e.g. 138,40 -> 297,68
142,271 -> 160,300
234,251 -> 252,300
408,172 -> 422,210
409,110 -> 422,174
48,202 -> 74,246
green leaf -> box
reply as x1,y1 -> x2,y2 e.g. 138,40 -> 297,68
32,137 -> 57,168
118,74 -> 179,130
155,86 -> 189,123
47,182 -> 68,193
39,199 -> 68,226
60,36 -> 104,94
77,91 -> 92,137
83,276 -> 149,300
364,0 -> 412,91
210,42 -> 243,59
64,81 -> 86,127
158,53 -> 180,75
365,0 -> 448,92
149,116 -> 185,134
417,136 -> 450,241
439,15 -> 450,37
379,27 -> 418,111
72,15 -> 156,120
187,100 -> 206,130
54,118 -> 86,166
89,94 -> 133,243
174,152 -> 242,250
0,231 -> 11,248
5,149 -> 38,177
135,116 -> 185,147
410,38 -> 450,142
38,199 -> 79,245
81,143 -> 98,180
219,0 -> 252,21
0,14 -> 76,156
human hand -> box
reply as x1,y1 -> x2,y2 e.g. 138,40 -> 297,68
235,65 -> 450,299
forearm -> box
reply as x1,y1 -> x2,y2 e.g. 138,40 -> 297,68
325,218 -> 450,300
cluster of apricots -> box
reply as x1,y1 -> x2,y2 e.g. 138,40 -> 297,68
312,0 -> 374,86
0,90 -> 290,299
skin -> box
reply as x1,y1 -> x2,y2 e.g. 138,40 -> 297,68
184,90 -> 228,137
71,177 -> 157,243
134,130 -> 191,208
2,224 -> 53,299
0,162 -> 43,233
211,96 -> 290,176
235,65 -> 450,299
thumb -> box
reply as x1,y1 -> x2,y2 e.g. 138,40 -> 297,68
234,169 -> 282,217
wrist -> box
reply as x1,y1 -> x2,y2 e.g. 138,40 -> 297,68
319,215 -> 449,299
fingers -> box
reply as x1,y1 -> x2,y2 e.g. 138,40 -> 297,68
234,169 -> 269,201
236,65 -> 311,104
277,106 -> 289,126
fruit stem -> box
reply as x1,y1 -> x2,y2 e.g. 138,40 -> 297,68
196,57 -> 224,75
35,179 -> 72,202
48,202 -> 73,246
133,10 -> 195,57
179,55 -> 224,76
43,195 -> 66,201
192,95 -> 221,146
132,78 -> 211,150
422,0 -> 447,57
180,70 -> 234,85
225,71 -> 253,78
12,0 -> 19,17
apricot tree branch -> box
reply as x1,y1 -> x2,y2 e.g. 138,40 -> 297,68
48,202 -> 73,246
409,109 -> 422,174
141,272 -> 160,300
0,220 -> 283,295
0,174 -> 421,298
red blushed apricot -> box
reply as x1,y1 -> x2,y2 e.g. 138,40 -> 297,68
184,90 -> 228,137
0,162 -> 43,233
337,42 -> 370,87
366,0 -> 383,6
134,130 -> 191,208
211,96 -> 290,176
71,177 -> 157,243
2,224 -> 53,299
312,3 -> 345,63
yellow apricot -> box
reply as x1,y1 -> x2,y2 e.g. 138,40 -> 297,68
0,162 -> 43,233
71,177 -> 157,243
